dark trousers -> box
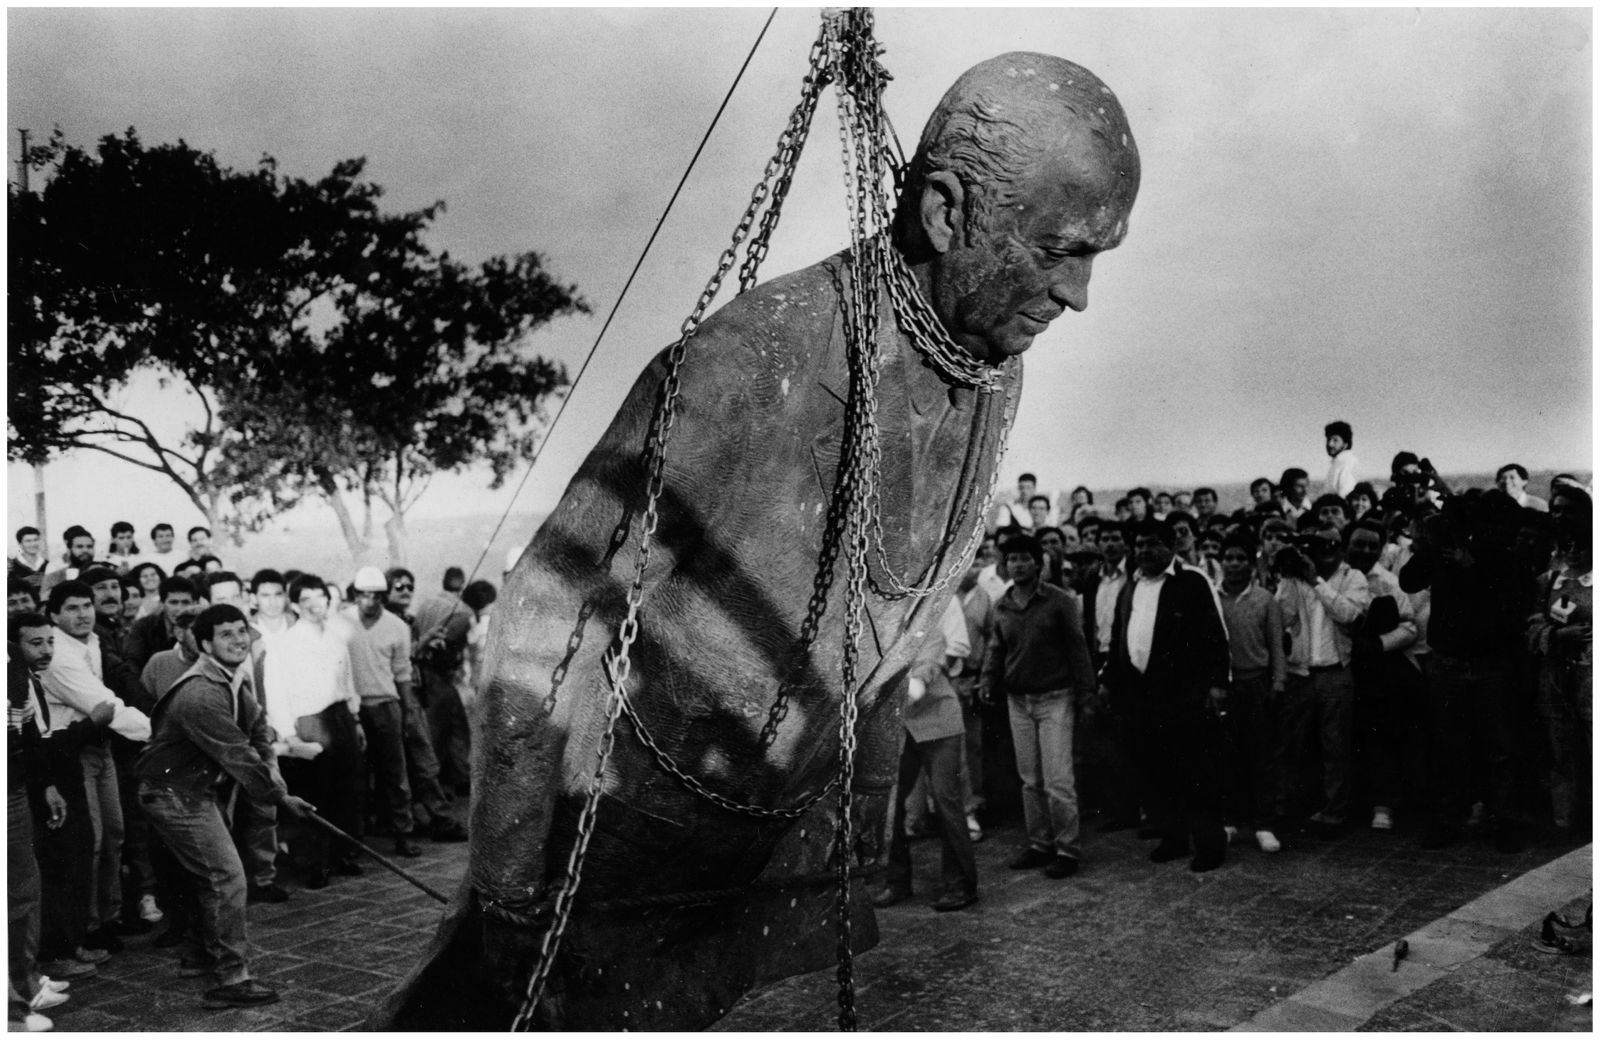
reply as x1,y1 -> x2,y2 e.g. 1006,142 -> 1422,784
886,733 -> 977,897
1279,666 -> 1355,822
359,699 -> 413,837
280,705 -> 364,870
1128,691 -> 1225,854
399,683 -> 450,824
1222,673 -> 1280,829
1353,655 -> 1424,813
1427,653 -> 1519,828
111,737 -> 157,920
1536,656 -> 1593,829
33,767 -> 94,960
8,789 -> 40,1003
416,666 -> 470,790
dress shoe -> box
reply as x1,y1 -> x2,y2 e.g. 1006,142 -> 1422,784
1189,848 -> 1226,872
333,859 -> 364,877
394,835 -> 424,858
247,883 -> 290,904
1419,825 -> 1459,850
931,890 -> 978,912
1007,847 -> 1055,870
110,916 -> 153,936
305,867 -> 331,890
1148,841 -> 1189,863
871,886 -> 912,909
430,818 -> 468,842
71,946 -> 110,965
1136,824 -> 1161,840
202,980 -> 280,1009
1043,855 -> 1080,879
37,961 -> 95,982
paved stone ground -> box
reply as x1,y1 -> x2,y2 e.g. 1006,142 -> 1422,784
42,810 -> 1590,1031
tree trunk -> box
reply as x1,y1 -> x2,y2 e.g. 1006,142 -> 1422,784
316,469 -> 369,561
384,509 -> 409,568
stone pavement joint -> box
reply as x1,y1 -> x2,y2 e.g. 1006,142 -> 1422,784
1232,844 -> 1593,1031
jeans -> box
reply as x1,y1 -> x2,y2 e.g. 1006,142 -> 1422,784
886,733 -> 977,896
360,699 -> 414,836
1006,691 -> 1080,857
80,745 -> 125,929
1536,656 -> 1593,828
399,683 -> 450,824
1280,666 -> 1354,822
8,788 -> 41,1004
229,787 -> 279,888
951,676 -> 984,814
417,666 -> 470,791
138,784 -> 251,986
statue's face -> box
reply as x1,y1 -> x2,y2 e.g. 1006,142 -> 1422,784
933,141 -> 1137,362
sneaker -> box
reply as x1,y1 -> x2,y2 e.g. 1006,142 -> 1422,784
27,990 -> 67,1013
1223,825 -> 1239,845
1255,830 -> 1282,854
201,980 -> 280,1009
1466,801 -> 1487,829
966,814 -> 984,843
11,1012 -> 52,1031
305,867 -> 331,890
1043,855 -> 1080,879
71,947 -> 110,965
138,894 -> 164,924
1371,807 -> 1394,831
37,979 -> 69,996
1007,847 -> 1055,871
247,883 -> 290,904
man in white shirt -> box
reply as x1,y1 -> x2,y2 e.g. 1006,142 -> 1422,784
11,527 -> 48,579
41,581 -> 151,951
264,574 -> 363,889
141,524 -> 185,576
1274,523 -> 1371,834
1322,420 -> 1359,498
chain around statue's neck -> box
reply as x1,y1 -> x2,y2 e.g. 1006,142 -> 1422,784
873,235 -> 1010,394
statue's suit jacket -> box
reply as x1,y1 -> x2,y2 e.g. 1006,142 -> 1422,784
469,252 -> 1021,906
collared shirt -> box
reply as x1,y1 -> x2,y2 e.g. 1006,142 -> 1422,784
937,595 -> 970,662
41,627 -> 151,741
263,619 -> 356,739
980,580 -> 1093,698
1094,564 -> 1128,655
1126,560 -> 1175,673
1279,564 -> 1372,668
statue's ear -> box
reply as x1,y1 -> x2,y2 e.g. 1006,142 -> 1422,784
918,171 -> 966,254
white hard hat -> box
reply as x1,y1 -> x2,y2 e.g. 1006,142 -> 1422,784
352,566 -> 389,593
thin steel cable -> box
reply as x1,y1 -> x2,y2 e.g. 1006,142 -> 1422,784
453,7 -> 780,594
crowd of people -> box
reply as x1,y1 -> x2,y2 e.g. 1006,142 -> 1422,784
6,521 -> 502,1026
878,422 -> 1592,914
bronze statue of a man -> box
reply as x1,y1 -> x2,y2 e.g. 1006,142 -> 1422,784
375,51 -> 1139,1031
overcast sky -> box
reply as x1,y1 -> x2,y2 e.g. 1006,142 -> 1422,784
7,6 -> 1592,540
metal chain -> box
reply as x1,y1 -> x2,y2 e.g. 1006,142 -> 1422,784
509,16 -> 844,1031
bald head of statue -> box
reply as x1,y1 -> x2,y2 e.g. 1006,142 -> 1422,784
892,52 -> 1141,364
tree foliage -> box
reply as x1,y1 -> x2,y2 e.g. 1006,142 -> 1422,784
9,128 -> 586,556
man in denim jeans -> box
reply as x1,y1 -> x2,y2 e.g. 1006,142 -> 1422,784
980,533 -> 1095,879
135,604 -> 314,1008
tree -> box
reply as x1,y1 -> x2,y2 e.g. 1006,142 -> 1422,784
9,128 -> 585,554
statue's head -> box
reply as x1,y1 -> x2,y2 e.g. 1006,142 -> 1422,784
893,52 -> 1141,363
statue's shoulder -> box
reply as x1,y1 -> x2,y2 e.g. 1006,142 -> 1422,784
696,253 -> 846,351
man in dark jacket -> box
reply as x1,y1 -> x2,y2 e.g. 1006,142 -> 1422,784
134,605 -> 314,1009
1104,517 -> 1232,872
980,533 -> 1095,879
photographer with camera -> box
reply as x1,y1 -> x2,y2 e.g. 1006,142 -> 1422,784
1274,521 -> 1372,835
1400,490 -> 1536,852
